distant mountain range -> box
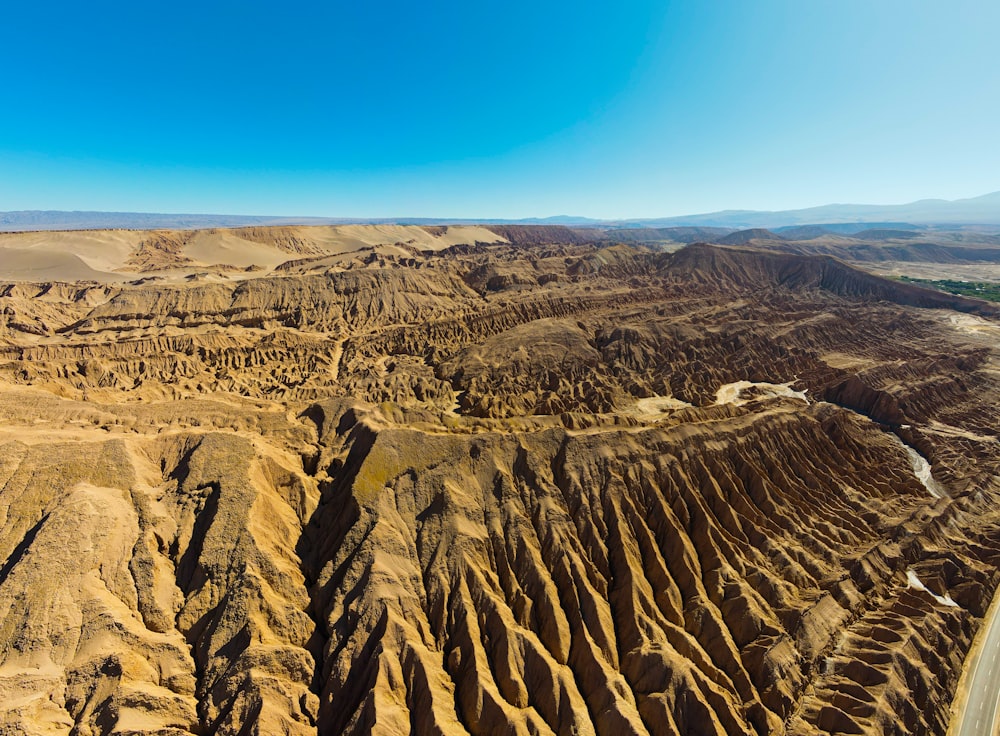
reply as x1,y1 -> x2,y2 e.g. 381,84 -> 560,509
3,191 -> 1000,232
0,211 -> 341,231
0,210 -> 604,232
640,191 -> 1000,229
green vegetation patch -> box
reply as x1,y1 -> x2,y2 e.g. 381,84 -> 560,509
898,276 -> 1000,303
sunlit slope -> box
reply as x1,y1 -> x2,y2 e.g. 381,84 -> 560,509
0,225 -> 507,281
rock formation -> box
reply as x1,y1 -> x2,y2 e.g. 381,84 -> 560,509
0,231 -> 998,735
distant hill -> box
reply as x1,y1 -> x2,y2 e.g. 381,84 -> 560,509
3,191 -> 1000,232
773,222 -> 923,236
773,225 -> 837,240
773,225 -> 925,242
647,192 -> 1000,228
717,228 -> 786,245
590,226 -> 736,244
852,229 -> 923,241
483,225 -> 593,245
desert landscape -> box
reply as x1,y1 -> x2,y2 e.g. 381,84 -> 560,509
0,223 -> 998,734
8,0 -> 1000,731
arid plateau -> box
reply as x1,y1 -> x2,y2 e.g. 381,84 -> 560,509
1,223 -> 999,735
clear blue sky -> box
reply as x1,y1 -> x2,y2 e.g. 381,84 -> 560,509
2,1 -> 998,218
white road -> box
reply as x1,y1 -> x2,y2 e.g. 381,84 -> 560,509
953,590 -> 1000,736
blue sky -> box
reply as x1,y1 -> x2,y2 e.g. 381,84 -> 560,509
1,1 -> 998,218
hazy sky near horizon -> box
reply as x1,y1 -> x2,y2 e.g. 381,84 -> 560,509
2,1 -> 998,218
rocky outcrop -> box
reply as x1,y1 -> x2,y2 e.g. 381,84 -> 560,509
124,231 -> 198,272
484,225 -> 593,246
0,429 -> 320,735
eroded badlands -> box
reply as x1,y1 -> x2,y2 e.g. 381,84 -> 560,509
0,227 -> 998,735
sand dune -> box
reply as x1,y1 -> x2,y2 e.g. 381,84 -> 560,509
295,224 -> 505,251
0,230 -> 145,270
0,225 -> 507,281
184,229 -> 298,269
0,247 -> 127,282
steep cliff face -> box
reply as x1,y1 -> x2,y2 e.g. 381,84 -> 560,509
0,240 -> 998,735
